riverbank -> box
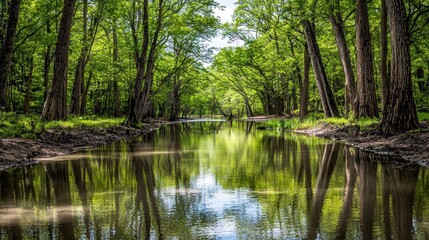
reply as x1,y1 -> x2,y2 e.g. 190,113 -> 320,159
0,119 -> 167,171
294,121 -> 429,167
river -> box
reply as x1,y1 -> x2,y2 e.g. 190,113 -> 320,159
0,121 -> 428,239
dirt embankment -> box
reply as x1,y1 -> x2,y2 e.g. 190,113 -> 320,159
295,122 -> 429,167
0,121 -> 165,171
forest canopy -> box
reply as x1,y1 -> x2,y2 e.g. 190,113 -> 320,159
0,0 -> 428,133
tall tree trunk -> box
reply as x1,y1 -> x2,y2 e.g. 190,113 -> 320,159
126,0 -> 150,125
355,0 -> 378,118
41,0 -> 76,121
299,44 -> 310,118
69,0 -> 102,115
43,13 -> 53,103
302,20 -> 340,117
378,0 -> 420,133
0,0 -> 20,110
244,97 -> 253,117
23,55 -> 34,114
69,0 -> 87,115
328,3 -> 357,115
112,24 -> 121,117
169,75 -> 181,121
380,0 -> 389,108
80,70 -> 92,115
136,0 -> 164,121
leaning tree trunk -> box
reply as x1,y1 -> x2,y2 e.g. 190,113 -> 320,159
0,0 -> 21,111
378,0 -> 420,133
355,0 -> 378,118
299,44 -> 310,118
302,20 -> 339,117
41,0 -> 76,121
329,5 -> 357,115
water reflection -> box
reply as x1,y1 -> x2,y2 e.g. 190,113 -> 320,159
0,122 -> 428,239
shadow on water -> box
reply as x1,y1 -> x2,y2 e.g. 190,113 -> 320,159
0,121 -> 428,239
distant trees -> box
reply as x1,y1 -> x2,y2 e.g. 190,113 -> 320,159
0,0 -> 427,133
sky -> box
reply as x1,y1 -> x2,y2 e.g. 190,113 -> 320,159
207,0 -> 242,50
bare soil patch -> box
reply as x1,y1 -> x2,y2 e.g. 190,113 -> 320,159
0,120 -> 166,171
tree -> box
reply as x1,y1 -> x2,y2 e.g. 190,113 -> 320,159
328,0 -> 356,114
355,0 -> 378,118
69,0 -> 104,115
378,0 -> 420,133
302,20 -> 340,117
41,0 -> 76,121
0,0 -> 21,110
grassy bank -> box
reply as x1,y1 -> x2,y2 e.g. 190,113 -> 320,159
261,112 -> 429,131
0,112 -> 124,138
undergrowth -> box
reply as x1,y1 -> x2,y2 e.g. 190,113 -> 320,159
262,112 -> 380,131
0,112 -> 123,138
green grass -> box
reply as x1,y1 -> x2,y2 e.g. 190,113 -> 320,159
261,112 -> 379,131
0,112 -> 124,138
418,112 -> 429,121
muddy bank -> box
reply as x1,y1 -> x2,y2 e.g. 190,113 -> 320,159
0,120 -> 167,171
295,122 -> 429,167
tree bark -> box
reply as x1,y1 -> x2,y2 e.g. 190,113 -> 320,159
302,20 -> 340,117
126,0 -> 150,125
355,0 -> 378,118
0,0 -> 21,110
136,0 -> 164,121
299,44 -> 310,118
112,23 -> 121,117
328,3 -> 357,115
41,0 -> 76,120
378,0 -> 420,133
69,0 -> 88,116
380,0 -> 389,108
23,55 -> 34,114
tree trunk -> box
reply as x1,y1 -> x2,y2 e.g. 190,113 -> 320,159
80,70 -> 92,115
126,0 -> 150,125
302,20 -> 339,117
169,76 -> 181,121
244,97 -> 253,117
380,0 -> 389,108
41,0 -> 76,121
378,0 -> 420,133
0,0 -> 20,110
355,0 -> 378,118
69,0 -> 87,116
23,55 -> 34,114
112,24 -> 121,117
299,44 -> 310,118
136,0 -> 163,121
329,5 -> 357,115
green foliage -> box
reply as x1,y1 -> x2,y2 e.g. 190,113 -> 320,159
0,112 -> 45,138
418,112 -> 429,121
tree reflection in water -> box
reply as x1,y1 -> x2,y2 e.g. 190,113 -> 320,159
0,122 -> 427,239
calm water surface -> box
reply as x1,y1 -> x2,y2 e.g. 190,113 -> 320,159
1,121 -> 429,239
